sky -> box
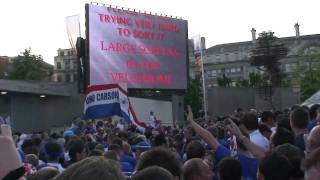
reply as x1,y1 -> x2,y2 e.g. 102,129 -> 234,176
0,0 -> 320,65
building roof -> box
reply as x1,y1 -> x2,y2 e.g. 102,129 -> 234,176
206,34 -> 320,54
0,79 -> 75,96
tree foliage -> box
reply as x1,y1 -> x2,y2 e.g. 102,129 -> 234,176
236,73 -> 268,87
8,48 -> 48,81
250,31 -> 288,86
184,76 -> 202,118
292,47 -> 320,101
217,74 -> 232,87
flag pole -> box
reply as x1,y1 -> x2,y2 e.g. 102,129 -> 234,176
199,36 -> 207,121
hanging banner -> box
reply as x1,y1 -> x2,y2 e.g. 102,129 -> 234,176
66,14 -> 81,55
84,84 -> 146,128
192,35 -> 202,71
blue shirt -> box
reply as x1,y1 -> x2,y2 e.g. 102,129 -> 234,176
122,162 -> 134,173
121,155 -> 136,169
215,145 -> 259,180
308,119 -> 317,132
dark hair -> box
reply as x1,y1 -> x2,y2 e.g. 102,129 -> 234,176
310,104 -> 320,120
274,144 -> 304,179
104,150 -> 119,161
22,139 -> 36,155
186,141 -> 206,160
68,139 -> 85,161
259,124 -> 272,134
218,157 -> 242,180
271,128 -> 294,147
44,141 -> 63,161
276,115 -> 291,131
261,111 -> 274,123
290,107 -> 309,129
132,166 -> 174,180
54,157 -> 124,180
89,149 -> 104,157
112,138 -> 123,148
240,113 -> 259,130
303,147 -> 320,171
108,144 -> 122,155
259,152 -> 292,180
152,134 -> 167,147
137,147 -> 182,178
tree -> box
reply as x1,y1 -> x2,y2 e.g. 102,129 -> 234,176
184,76 -> 202,118
292,46 -> 320,101
250,31 -> 288,87
235,73 -> 268,87
8,48 -> 48,81
217,74 -> 232,87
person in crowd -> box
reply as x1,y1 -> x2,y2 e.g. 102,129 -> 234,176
186,106 -> 260,180
54,157 -> 125,180
273,143 -> 304,180
308,104 -> 320,132
257,152 -> 292,180
290,107 -> 310,151
136,147 -> 182,180
105,150 -> 120,161
186,140 -> 206,160
148,111 -> 157,128
37,141 -> 64,172
306,125 -> 320,153
316,108 -> 320,125
132,140 -> 150,160
64,139 -> 86,168
109,144 -> 134,173
276,114 -> 292,131
180,126 -> 196,160
240,113 -> 270,150
261,111 -> 276,132
0,125 -> 27,180
303,147 -> 320,180
34,167 -> 60,180
258,124 -> 272,140
88,149 -> 104,156
270,127 -> 295,149
121,142 -> 136,168
183,158 -> 212,180
218,157 -> 242,180
132,166 -> 174,180
116,119 -> 125,131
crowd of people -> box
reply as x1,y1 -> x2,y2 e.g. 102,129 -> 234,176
1,104 -> 320,180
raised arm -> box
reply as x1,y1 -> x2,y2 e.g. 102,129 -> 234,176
225,119 -> 266,160
187,106 -> 220,150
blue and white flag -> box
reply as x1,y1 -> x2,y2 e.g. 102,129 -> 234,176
84,84 -> 146,128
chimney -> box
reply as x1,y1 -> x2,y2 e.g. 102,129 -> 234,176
294,23 -> 300,37
251,28 -> 256,43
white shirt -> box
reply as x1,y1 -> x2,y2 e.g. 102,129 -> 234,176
249,129 -> 270,151
117,123 -> 124,131
148,115 -> 156,128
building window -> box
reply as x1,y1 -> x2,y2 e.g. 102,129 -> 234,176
66,74 -> 70,82
65,60 -> 70,70
57,62 -> 61,69
59,51 -> 64,56
231,68 -> 236,73
73,74 -> 78,81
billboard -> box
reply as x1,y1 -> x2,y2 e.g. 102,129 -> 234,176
85,4 -> 188,89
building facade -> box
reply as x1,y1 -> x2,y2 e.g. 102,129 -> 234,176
189,24 -> 320,88
52,48 -> 78,83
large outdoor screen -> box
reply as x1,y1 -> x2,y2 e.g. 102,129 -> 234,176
86,4 -> 188,89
